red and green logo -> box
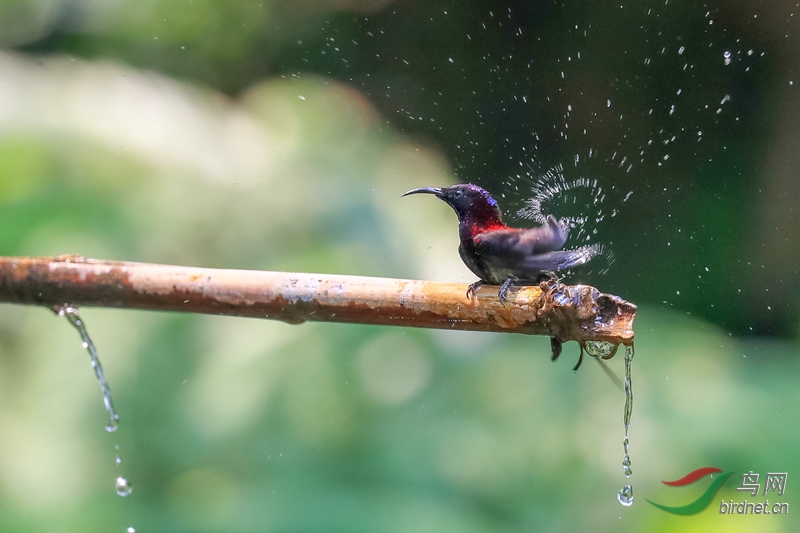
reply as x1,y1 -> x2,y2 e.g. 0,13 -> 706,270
647,467 -> 734,515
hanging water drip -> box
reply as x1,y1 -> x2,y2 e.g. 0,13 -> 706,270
54,305 -> 120,432
54,304 -> 134,503
618,344 -> 635,506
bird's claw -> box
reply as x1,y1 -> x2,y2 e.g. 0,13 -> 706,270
550,337 -> 562,362
572,345 -> 585,372
497,277 -> 517,305
551,338 -> 584,372
466,281 -> 483,301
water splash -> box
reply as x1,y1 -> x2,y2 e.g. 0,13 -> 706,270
55,305 -> 119,432
514,164 -> 615,274
518,164 -> 606,232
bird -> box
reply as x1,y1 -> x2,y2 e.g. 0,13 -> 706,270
402,183 -> 599,302
403,183 -> 600,371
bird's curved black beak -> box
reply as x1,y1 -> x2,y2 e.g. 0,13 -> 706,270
401,187 -> 443,198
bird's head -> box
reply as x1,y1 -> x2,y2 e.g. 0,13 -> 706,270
402,183 -> 504,226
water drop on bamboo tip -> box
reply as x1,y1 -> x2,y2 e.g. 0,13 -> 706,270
115,476 -> 133,497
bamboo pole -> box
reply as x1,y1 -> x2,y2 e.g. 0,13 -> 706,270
0,255 -> 635,348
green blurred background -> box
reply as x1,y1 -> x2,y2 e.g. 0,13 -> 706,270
0,0 -> 798,531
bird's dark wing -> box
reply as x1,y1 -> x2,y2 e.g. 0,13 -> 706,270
472,215 -> 568,257
472,217 -> 598,281
515,215 -> 569,253
518,245 -> 601,272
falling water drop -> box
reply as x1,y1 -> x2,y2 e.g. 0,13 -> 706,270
622,437 -> 632,477
617,485 -> 634,506
116,476 -> 133,497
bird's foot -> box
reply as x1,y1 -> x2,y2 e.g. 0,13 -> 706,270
466,281 -> 483,301
572,345 -> 585,372
497,278 -> 517,305
550,337 -> 562,362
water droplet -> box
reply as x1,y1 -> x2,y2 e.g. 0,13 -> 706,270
127,528 -> 136,533
607,99 -> 612,107
105,416 -> 119,433
116,456 -> 122,465
584,341 -> 618,359
678,46 -> 685,55
116,476 -> 133,497
723,51 -> 732,65
618,485 -> 634,506
298,95 -> 306,100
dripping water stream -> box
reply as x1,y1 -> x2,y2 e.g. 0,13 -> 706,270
585,341 -> 635,505
617,344 -> 634,506
55,305 -> 135,530
56,305 -> 119,432
520,168 -> 635,505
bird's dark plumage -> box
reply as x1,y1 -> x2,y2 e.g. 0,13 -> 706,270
403,183 -> 601,371
402,183 -> 599,300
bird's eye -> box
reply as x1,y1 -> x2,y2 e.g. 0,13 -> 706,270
453,189 -> 463,198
